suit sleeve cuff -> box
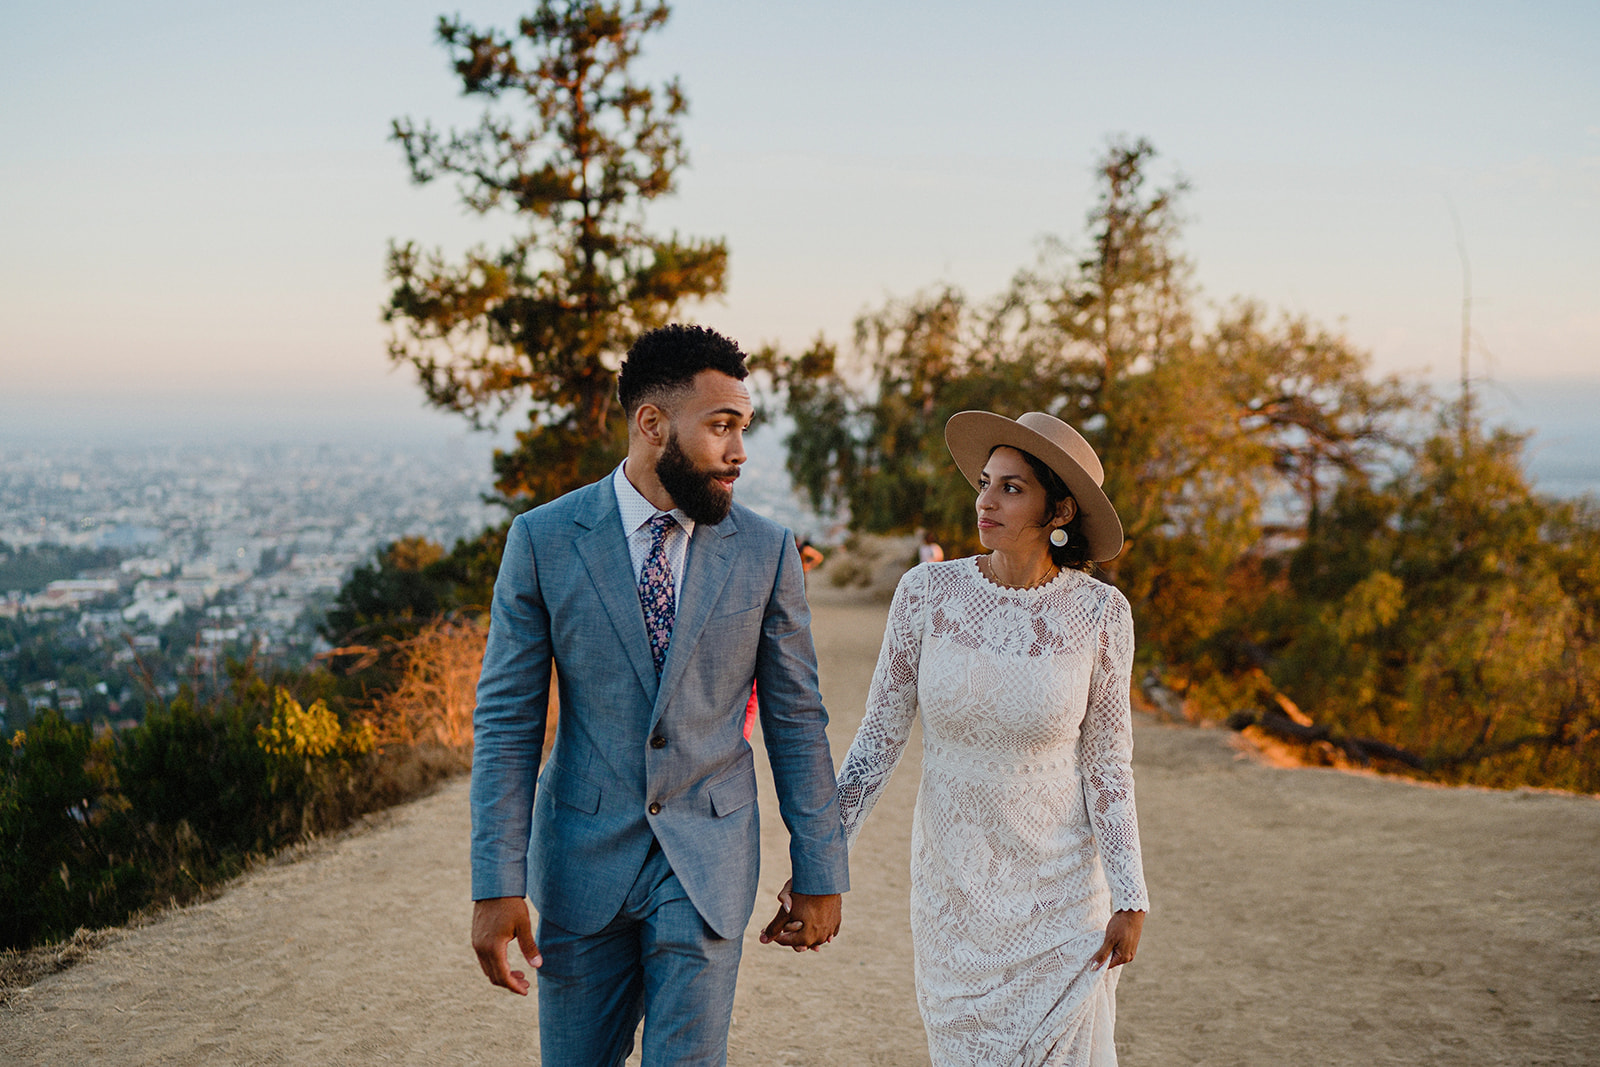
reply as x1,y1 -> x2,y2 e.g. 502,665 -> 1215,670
471,862 -> 528,902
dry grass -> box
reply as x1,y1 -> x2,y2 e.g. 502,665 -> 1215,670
368,617 -> 487,749
366,613 -> 559,756
0,927 -> 121,1007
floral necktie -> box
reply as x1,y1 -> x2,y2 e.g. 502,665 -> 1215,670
638,514 -> 678,675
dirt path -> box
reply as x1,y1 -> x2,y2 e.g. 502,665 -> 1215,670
4,592 -> 1598,1065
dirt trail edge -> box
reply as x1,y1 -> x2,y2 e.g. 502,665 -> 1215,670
4,592 -> 1598,1065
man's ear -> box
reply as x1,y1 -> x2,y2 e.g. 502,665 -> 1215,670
634,402 -> 668,446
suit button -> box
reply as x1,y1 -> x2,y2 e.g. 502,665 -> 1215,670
650,735 -> 667,749
648,802 -> 662,815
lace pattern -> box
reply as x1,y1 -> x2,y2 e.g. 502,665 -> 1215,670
835,559 -> 1148,1065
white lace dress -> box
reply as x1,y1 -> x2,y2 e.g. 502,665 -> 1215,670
835,558 -> 1149,1066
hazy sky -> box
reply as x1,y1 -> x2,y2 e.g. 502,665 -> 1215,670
2,1 -> 1596,434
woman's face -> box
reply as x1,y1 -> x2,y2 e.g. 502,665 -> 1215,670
974,447 -> 1073,556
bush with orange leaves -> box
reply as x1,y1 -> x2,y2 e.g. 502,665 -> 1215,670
366,616 -> 486,749
365,615 -> 560,754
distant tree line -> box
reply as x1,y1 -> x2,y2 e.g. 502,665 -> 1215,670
756,139 -> 1599,794
1,596 -> 226,736
0,543 -> 124,596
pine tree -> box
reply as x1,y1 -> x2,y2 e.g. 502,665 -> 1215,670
386,1 -> 727,502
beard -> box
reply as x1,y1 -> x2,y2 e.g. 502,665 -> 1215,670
655,431 -> 737,526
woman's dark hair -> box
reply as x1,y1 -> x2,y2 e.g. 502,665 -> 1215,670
993,445 -> 1093,572
617,324 -> 748,415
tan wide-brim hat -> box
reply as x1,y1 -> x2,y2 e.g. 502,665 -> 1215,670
944,410 -> 1125,562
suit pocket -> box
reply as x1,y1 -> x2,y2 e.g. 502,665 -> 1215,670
711,599 -> 763,621
546,764 -> 602,815
707,767 -> 757,817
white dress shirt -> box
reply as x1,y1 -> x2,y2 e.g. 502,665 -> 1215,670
612,461 -> 695,602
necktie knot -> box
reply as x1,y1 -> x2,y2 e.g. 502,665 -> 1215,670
647,512 -> 676,546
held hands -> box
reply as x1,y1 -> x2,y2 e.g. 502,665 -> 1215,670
758,878 -> 842,952
1090,909 -> 1145,971
471,896 -> 541,995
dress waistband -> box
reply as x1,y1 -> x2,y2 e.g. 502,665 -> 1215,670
921,740 -> 1080,782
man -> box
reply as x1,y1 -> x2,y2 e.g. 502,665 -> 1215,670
469,324 -> 849,1065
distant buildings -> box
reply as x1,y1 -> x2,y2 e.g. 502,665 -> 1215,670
1,439 -> 500,726
27,577 -> 119,612
2,432 -> 822,728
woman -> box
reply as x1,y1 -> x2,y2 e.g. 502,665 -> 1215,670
776,410 -> 1148,1065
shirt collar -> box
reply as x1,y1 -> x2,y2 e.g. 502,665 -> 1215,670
613,461 -> 696,539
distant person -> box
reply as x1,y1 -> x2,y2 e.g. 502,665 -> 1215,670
470,325 -> 849,1064
768,410 -> 1147,1064
918,529 -> 944,564
797,537 -> 825,573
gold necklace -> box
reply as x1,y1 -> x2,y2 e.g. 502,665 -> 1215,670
980,554 -> 1057,589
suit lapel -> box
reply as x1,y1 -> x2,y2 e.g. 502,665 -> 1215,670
653,509 -> 739,720
573,484 -> 659,701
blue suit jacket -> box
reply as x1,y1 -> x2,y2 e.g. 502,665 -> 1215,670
469,477 -> 849,939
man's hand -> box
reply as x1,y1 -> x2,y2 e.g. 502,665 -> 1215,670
758,878 -> 841,952
471,896 -> 541,995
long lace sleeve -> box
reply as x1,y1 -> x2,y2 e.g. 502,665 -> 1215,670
834,564 -> 928,852
1080,587 -> 1149,912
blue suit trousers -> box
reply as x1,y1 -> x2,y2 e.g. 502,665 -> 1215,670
535,839 -> 743,1066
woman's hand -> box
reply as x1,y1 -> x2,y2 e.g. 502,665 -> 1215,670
759,877 -> 807,950
1090,909 -> 1145,970
758,877 -> 839,952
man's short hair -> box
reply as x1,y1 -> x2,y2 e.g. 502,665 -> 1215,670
617,324 -> 748,416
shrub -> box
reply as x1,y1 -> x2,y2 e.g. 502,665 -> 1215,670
1,658 -> 471,952
0,713 -> 141,948
367,617 -> 486,749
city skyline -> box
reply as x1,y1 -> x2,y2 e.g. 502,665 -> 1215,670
2,0 -> 1596,432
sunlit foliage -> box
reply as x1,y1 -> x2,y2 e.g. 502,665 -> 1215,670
385,1 -> 726,503
763,138 -> 1596,792
0,665 -> 459,950
256,688 -> 374,759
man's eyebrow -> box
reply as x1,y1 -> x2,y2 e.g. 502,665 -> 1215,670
708,407 -> 751,419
